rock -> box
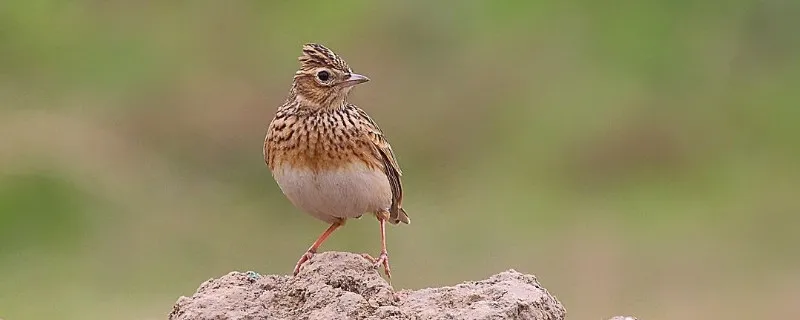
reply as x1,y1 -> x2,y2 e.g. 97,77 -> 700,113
169,251 -> 566,320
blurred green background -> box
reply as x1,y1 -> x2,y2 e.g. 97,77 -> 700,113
1,1 -> 799,319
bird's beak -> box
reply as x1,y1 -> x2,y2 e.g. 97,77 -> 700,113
340,73 -> 370,87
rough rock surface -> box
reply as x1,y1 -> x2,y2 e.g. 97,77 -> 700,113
169,251 -> 567,320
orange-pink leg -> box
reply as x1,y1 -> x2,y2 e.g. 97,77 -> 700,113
293,222 -> 341,276
364,217 -> 392,279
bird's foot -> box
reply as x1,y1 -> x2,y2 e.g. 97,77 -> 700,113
361,251 -> 392,279
293,250 -> 315,276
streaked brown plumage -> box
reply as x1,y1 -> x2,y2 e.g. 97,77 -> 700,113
264,43 -> 409,278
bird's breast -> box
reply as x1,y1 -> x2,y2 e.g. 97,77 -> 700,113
266,110 -> 392,221
266,113 -> 379,172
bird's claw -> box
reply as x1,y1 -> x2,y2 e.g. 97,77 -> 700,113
361,253 -> 376,263
362,252 -> 391,279
293,250 -> 315,276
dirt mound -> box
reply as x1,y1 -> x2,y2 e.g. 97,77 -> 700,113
169,251 -> 567,320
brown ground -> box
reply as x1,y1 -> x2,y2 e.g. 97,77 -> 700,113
168,251 -> 568,320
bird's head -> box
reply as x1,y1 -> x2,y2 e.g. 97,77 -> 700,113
291,43 -> 369,109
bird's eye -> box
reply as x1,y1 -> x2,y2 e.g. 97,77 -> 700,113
316,70 -> 330,82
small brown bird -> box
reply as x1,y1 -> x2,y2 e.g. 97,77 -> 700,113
264,43 -> 409,279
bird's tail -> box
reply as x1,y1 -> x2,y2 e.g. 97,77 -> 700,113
389,207 -> 410,225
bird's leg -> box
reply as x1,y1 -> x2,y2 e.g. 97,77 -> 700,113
293,222 -> 341,276
363,216 -> 392,279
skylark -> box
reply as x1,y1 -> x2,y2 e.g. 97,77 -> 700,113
264,43 -> 409,279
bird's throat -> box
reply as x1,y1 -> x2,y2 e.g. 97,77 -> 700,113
292,92 -> 348,111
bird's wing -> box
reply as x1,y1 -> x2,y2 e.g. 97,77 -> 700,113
354,107 -> 410,224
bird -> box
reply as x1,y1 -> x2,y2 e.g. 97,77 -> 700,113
264,43 -> 409,279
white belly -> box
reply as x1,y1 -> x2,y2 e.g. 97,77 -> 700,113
272,163 -> 392,223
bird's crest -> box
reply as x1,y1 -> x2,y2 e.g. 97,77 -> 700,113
299,43 -> 352,72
